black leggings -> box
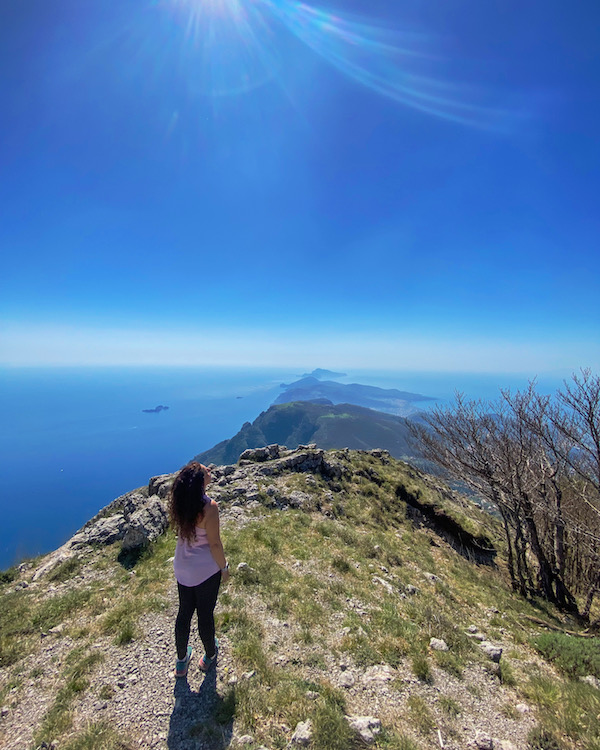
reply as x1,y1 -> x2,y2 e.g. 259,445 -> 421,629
175,571 -> 221,660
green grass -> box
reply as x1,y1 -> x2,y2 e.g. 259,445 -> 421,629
5,448 -> 600,750
33,649 -> 105,747
532,632 -> 600,679
48,556 -> 83,582
62,720 -> 135,750
523,675 -> 600,750
407,695 -> 435,735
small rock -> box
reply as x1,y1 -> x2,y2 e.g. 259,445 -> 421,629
515,703 -> 530,714
291,720 -> 313,746
424,572 -> 439,583
237,562 -> 249,571
372,576 -> 394,594
49,624 -> 65,635
305,691 -> 319,700
468,625 -> 478,633
479,641 -> 503,663
237,736 -> 254,746
116,680 -> 126,689
581,675 -> 600,690
93,701 -> 108,711
242,670 -> 256,680
1,706 -> 9,717
339,672 -> 355,688
405,584 -> 418,596
345,715 -> 381,744
474,732 -> 494,750
341,627 -> 351,636
362,664 -> 395,683
14,581 -> 29,590
496,741 -> 518,750
430,638 -> 449,652
228,676 -> 238,685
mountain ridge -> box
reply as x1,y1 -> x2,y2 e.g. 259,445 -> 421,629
1,448 -> 598,750
194,401 -> 419,466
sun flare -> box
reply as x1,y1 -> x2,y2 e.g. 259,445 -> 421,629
164,0 -> 508,127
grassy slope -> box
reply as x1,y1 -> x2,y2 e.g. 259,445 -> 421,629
195,402 -> 416,465
1,451 -> 599,750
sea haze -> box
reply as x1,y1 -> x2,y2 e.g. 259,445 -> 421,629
0,366 -> 566,569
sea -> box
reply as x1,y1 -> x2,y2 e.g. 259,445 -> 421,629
0,366 -> 567,570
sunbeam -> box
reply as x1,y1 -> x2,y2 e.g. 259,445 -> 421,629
166,0 -> 513,128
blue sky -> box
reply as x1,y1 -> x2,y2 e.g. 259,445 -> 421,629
1,0 -> 598,372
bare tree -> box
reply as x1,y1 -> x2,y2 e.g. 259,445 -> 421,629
409,372 -> 600,622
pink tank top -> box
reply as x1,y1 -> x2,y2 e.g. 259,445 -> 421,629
173,503 -> 220,587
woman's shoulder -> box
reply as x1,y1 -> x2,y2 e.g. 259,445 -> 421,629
203,495 -> 219,511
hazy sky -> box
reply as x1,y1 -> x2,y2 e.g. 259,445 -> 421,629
1,0 -> 598,373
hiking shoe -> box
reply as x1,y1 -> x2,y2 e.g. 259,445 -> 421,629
199,638 -> 218,672
175,646 -> 193,677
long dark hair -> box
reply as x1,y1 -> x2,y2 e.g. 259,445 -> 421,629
169,462 -> 209,542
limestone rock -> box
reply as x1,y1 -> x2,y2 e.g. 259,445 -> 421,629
345,715 -> 381,744
339,672 -> 356,688
372,576 -> 394,594
362,664 -> 396,683
479,641 -> 503,663
288,491 -> 310,508
121,495 -> 168,551
581,675 -> 600,690
291,720 -> 312,746
430,637 -> 449,652
473,732 -> 494,749
239,445 -> 281,463
32,549 -> 76,582
148,473 -> 175,499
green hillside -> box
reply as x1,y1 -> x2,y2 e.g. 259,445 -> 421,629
194,401 -> 418,465
1,448 -> 598,750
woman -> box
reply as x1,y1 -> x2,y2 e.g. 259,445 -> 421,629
169,461 -> 230,677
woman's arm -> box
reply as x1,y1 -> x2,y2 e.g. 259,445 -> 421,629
204,501 -> 230,580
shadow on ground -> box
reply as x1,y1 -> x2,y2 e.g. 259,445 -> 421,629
168,670 -> 233,750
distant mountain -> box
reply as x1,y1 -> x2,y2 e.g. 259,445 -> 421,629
193,401 -> 419,466
275,376 -> 434,416
299,368 -> 347,379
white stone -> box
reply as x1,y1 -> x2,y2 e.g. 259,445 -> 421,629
474,732 -> 494,750
496,741 -> 518,750
479,641 -> 503,663
430,638 -> 449,652
515,703 -> 530,714
581,675 -> 600,690
345,715 -> 381,744
291,720 -> 313,745
372,576 -> 394,594
339,672 -> 355,688
362,664 -> 396,683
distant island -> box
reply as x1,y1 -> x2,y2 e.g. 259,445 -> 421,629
276,376 -> 434,417
299,368 -> 347,379
142,405 -> 169,414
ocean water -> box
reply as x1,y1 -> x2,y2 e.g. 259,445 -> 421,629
0,366 -> 565,569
